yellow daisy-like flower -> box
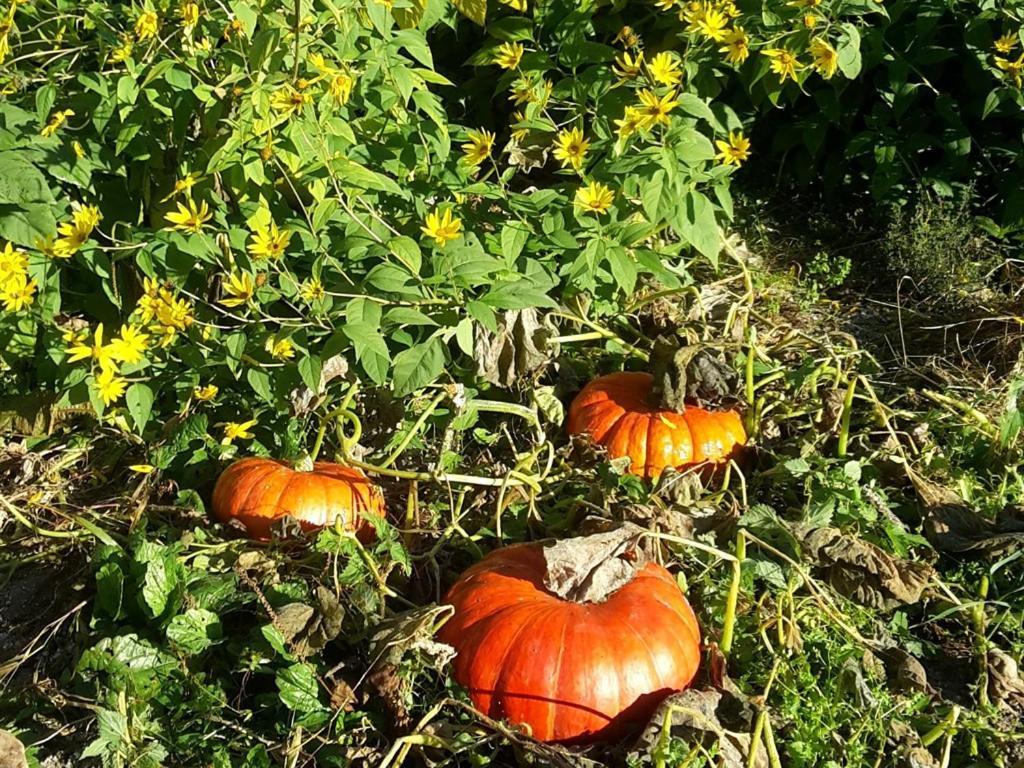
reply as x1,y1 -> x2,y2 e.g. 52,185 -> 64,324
0,241 -> 27,286
648,51 -> 683,86
270,87 -> 312,117
221,419 -> 258,444
0,273 -> 35,312
94,367 -> 128,406
66,323 -> 120,371
109,324 -> 149,364
165,199 -> 212,233
552,127 -> 590,171
247,221 -> 292,260
613,50 -> 645,81
461,129 -> 495,167
194,384 -> 219,401
636,89 -> 679,129
996,52 -> 1024,87
220,272 -> 255,307
223,17 -> 245,40
809,38 -> 838,79
685,3 -> 728,42
329,72 -> 355,105
265,336 -> 295,360
995,33 -> 1018,54
41,109 -> 74,138
300,278 -> 325,302
574,181 -> 615,215
73,141 -> 86,158
110,36 -> 134,62
160,172 -> 201,203
493,41 -> 525,70
614,106 -> 645,142
714,130 -> 751,166
762,48 -> 803,83
803,13 -> 820,28
510,110 -> 529,142
135,10 -> 159,41
720,26 -> 749,64
654,0 -> 679,12
718,0 -> 740,18
179,0 -> 199,30
421,208 -> 462,247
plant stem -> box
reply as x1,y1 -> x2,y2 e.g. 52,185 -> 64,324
837,375 -> 857,458
380,391 -> 446,468
974,574 -> 990,709
720,531 -> 746,656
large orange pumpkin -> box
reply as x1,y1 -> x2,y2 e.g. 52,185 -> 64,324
211,457 -> 384,540
567,372 -> 746,480
437,543 -> 701,744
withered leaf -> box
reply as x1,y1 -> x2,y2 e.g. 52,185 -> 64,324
628,687 -> 766,768
838,657 -> 877,708
274,586 -> 345,658
908,468 -> 1024,556
649,338 -> 739,411
988,647 -> 1024,711
876,647 -> 930,694
474,308 -> 558,388
0,730 -> 28,768
289,354 -> 349,417
368,604 -> 455,671
541,523 -> 649,604
796,525 -> 934,610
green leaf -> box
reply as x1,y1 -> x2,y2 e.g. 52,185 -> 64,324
125,383 -> 154,433
392,337 -> 445,396
298,355 -> 322,392
388,235 -> 423,275
116,75 -> 140,106
276,663 -> 326,716
452,0 -> 485,25
166,608 -> 223,655
247,368 -> 273,403
837,24 -> 862,79
0,151 -> 56,204
500,223 -> 530,261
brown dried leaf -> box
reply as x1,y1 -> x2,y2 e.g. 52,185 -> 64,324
649,338 -> 739,412
474,308 -> 558,388
908,469 -> 1024,556
541,523 -> 648,604
368,604 -> 455,671
988,647 -> 1024,711
0,730 -> 28,768
797,525 -> 933,610
876,647 -> 930,694
628,687 -> 766,768
289,354 -> 349,417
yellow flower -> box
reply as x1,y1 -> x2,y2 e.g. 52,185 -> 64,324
41,109 -> 74,138
223,17 -> 245,40
720,26 -> 749,64
0,241 -> 27,287
161,172 -> 201,202
109,324 -> 149,364
615,106 -> 645,142
509,75 -> 552,106
66,323 -> 120,371
461,129 -> 495,167
110,36 -> 134,62
714,130 -> 751,166
421,208 -> 462,247
94,368 -> 128,406
613,50 -> 645,81
762,48 -> 803,83
574,181 -> 615,215
648,52 -> 682,86
247,221 -> 292,260
220,272 -> 255,307
165,199 -> 212,233
129,464 -> 156,474
803,13 -> 819,28
995,34 -> 1018,55
135,10 -> 159,41
73,141 -> 86,158
221,419 -> 257,444
300,278 -> 324,302
614,26 -> 641,48
265,336 -> 295,360
194,384 -> 219,401
329,72 -> 355,105
810,38 -> 838,79
996,52 -> 1024,87
684,2 -> 728,41
270,87 -> 312,117
510,111 -> 529,142
72,204 -> 102,235
654,0 -> 679,11
498,0 -> 527,10
636,89 -> 679,129
493,42 -> 524,70
718,0 -> 740,18
179,1 -> 199,30
552,127 -> 590,171
0,273 -> 35,312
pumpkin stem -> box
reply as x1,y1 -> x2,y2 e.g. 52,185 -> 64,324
293,454 -> 315,472
647,337 -> 693,413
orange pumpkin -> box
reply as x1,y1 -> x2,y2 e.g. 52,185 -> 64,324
438,543 -> 701,744
211,457 -> 384,540
567,371 -> 746,480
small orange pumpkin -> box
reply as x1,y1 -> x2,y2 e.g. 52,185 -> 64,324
438,542 -> 701,744
211,457 -> 384,540
567,372 -> 746,480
